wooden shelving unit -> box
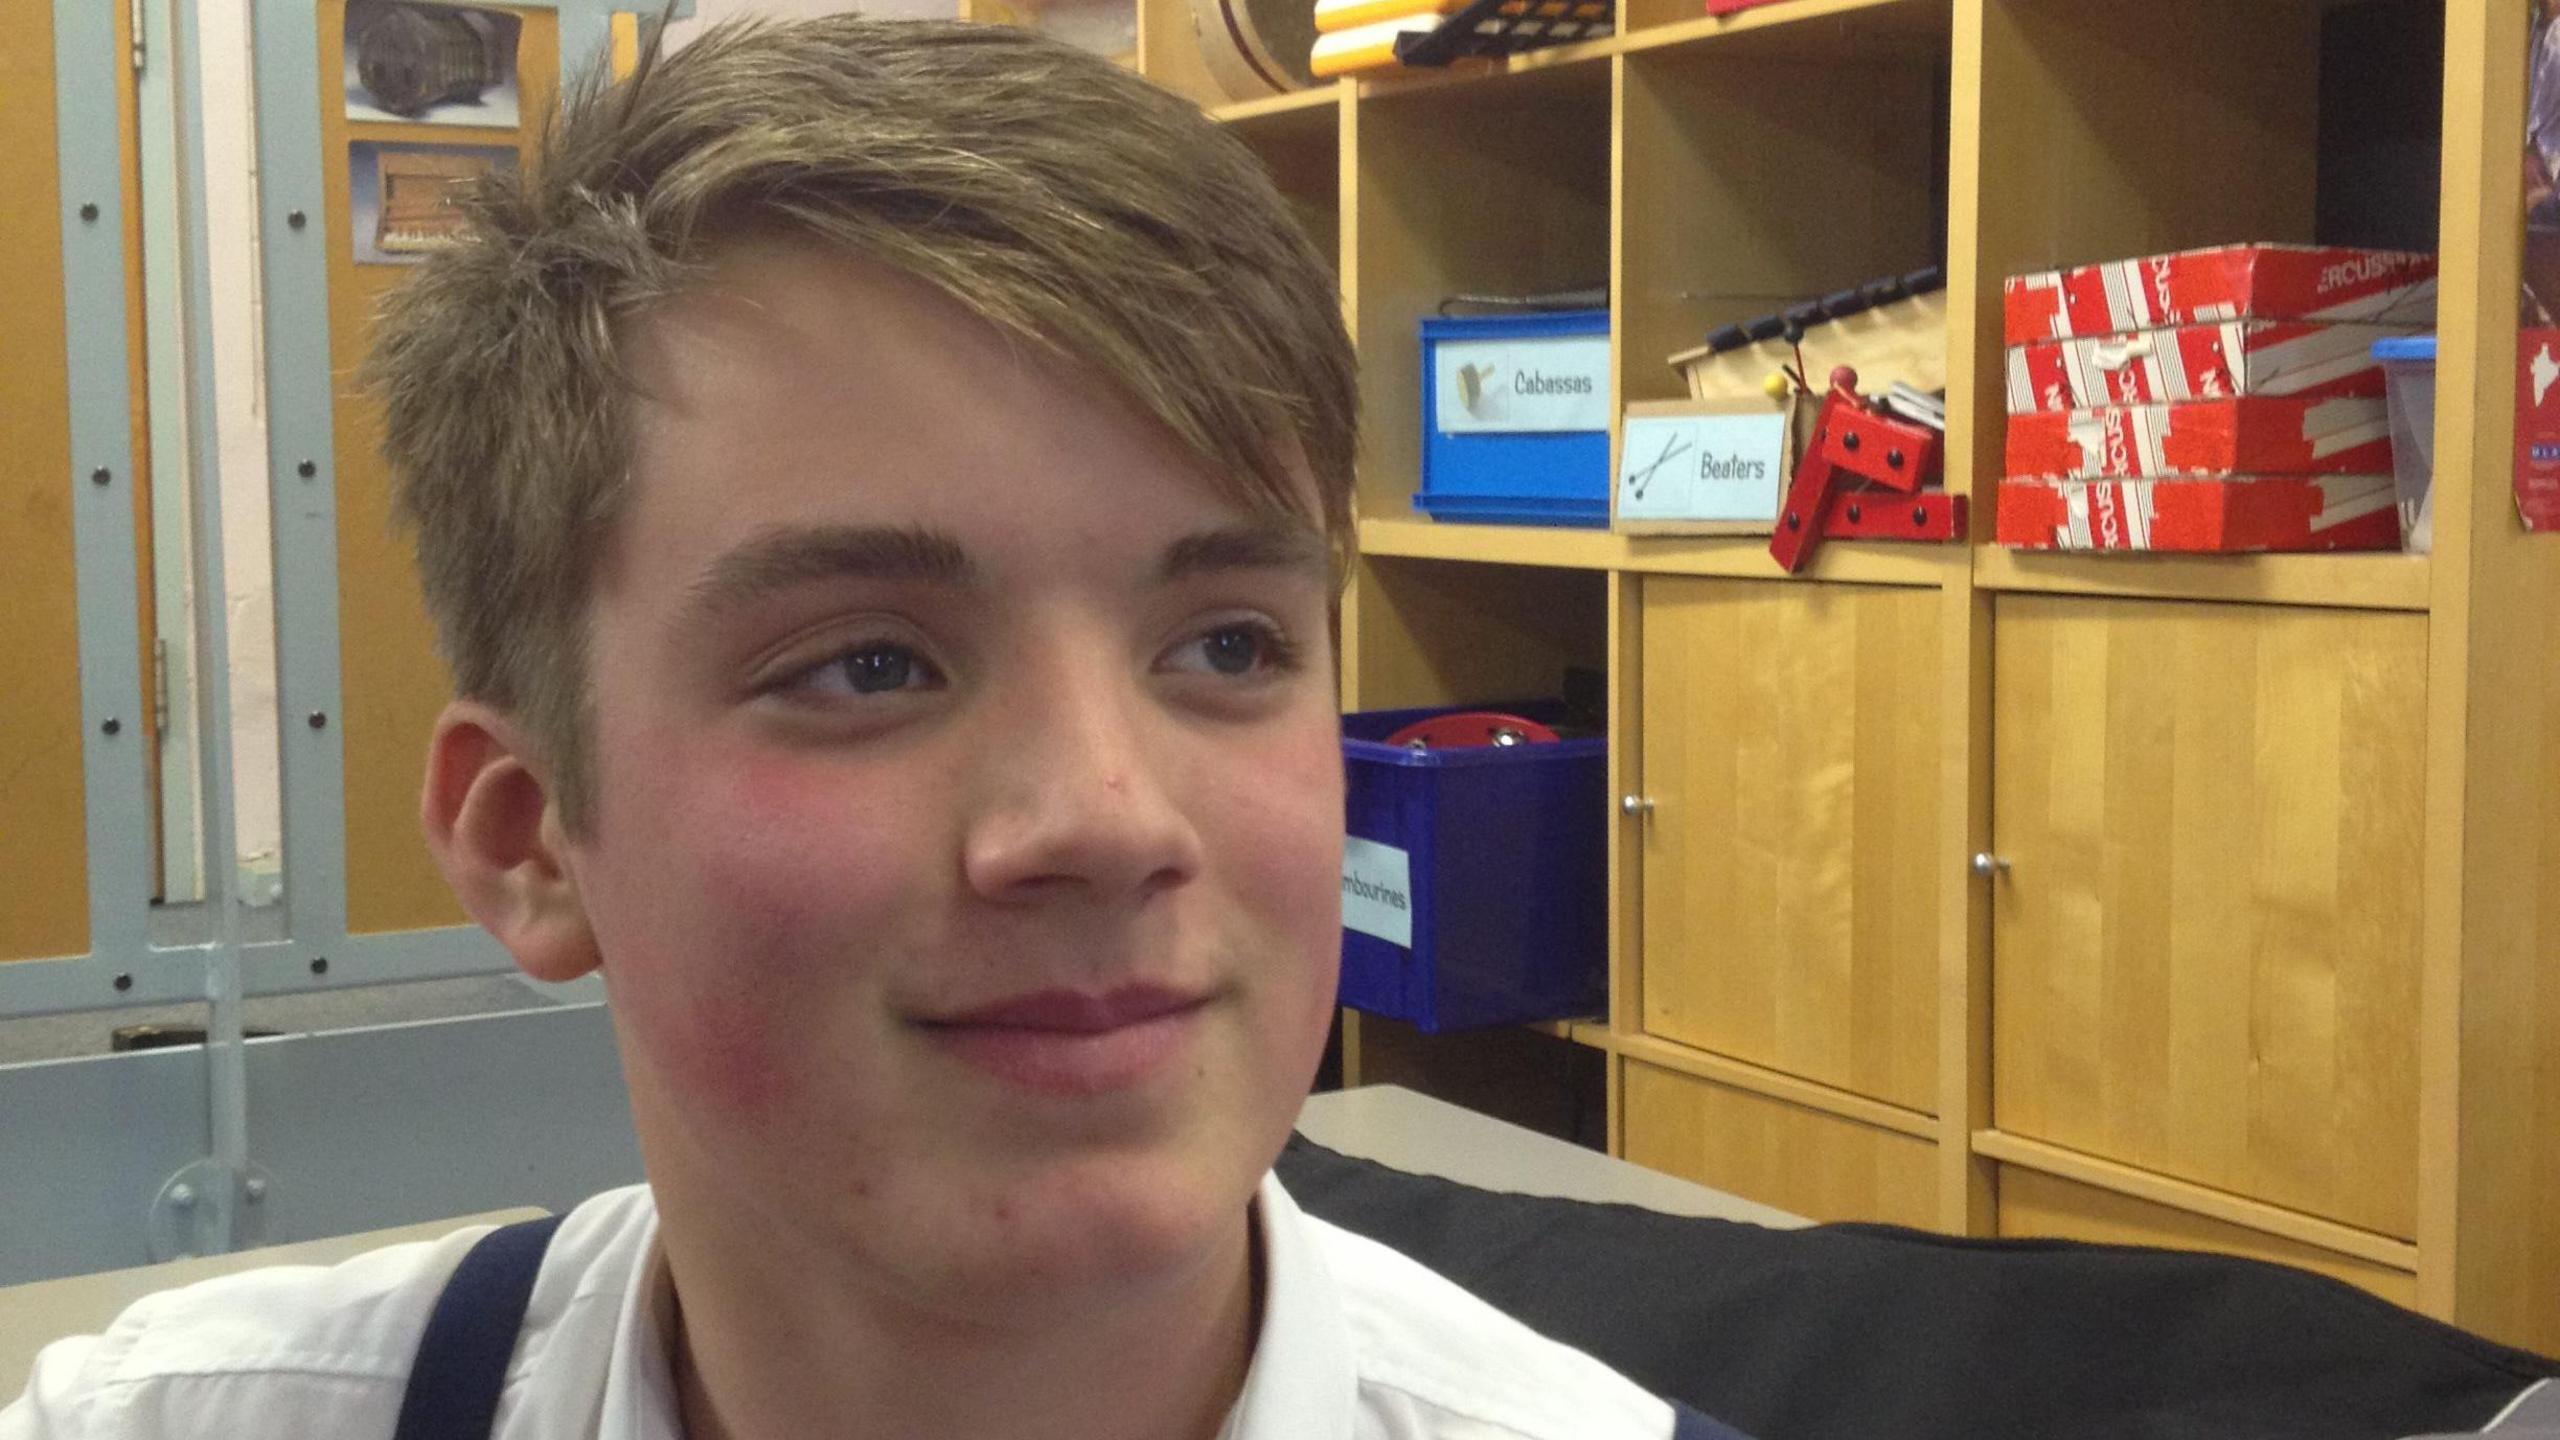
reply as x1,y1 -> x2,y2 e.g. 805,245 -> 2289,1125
1363,515 -> 1964,583
1074,0 -> 2560,1355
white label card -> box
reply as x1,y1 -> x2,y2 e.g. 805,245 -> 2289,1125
1341,836 -> 1414,948
1434,336 -> 1613,435
1616,410 -> 1791,523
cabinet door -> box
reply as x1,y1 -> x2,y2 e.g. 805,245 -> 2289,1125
1638,577 -> 1940,1113
1623,1061 -> 1937,1227
1990,596 -> 2426,1238
1995,1167 -> 2415,1307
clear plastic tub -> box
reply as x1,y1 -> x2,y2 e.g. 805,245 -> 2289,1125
2373,334 -> 2435,554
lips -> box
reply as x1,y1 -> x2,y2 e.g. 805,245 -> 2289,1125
918,985 -> 1211,1096
933,985 -> 1204,1034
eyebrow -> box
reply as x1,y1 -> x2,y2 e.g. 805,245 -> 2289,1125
686,524 -> 973,620
682,518 -> 1329,621
1158,523 -> 1332,585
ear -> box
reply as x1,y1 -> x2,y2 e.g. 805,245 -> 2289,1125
421,700 -> 601,983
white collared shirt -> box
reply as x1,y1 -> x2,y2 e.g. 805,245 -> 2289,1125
4,1174 -> 1679,1440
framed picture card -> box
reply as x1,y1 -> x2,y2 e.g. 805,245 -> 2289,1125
1612,397 -> 1796,535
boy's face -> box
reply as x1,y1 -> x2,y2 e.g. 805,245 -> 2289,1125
557,239 -> 1344,1308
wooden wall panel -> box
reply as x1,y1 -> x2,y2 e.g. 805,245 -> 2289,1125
1639,577 -> 1940,1113
1624,1059 -> 1936,1226
320,4 -> 557,934
2,3 -> 93,964
116,0 -> 164,897
1998,1165 -> 2417,1309
1991,595 -> 2427,1238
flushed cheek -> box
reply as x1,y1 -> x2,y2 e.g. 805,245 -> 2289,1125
1197,729 -> 1344,1015
586,742 -> 930,1119
624,982 -> 797,1120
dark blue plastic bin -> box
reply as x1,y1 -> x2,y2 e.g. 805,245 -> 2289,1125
1338,703 -> 1608,1033
1418,310 -> 1613,527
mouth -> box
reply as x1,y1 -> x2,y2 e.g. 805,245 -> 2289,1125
915,985 -> 1213,1096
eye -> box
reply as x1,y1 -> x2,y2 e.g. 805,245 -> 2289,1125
1162,620 -> 1299,679
796,641 -> 943,697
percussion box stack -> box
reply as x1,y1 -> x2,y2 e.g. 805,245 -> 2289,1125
1996,244 -> 2437,553
1309,0 -> 1612,79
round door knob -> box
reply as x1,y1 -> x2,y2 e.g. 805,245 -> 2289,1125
1622,795 -> 1654,817
1971,852 -> 2010,877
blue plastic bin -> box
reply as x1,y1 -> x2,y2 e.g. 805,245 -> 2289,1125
1418,310 -> 1613,527
1338,703 -> 1608,1033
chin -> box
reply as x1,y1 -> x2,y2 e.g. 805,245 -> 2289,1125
910,1130 -> 1272,1307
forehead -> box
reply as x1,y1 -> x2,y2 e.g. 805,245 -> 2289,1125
622,238 -> 1320,517
604,239 -> 1322,589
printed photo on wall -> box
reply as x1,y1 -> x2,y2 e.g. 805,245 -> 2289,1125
348,142 -> 514,265
2520,0 -> 2560,527
343,0 -> 523,128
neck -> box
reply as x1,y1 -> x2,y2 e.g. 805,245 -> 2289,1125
661,1208 -> 1261,1440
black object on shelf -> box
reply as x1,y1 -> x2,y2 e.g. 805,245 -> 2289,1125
1820,287 -> 1872,321
1696,266 -> 1944,356
1391,0 -> 1616,67
1702,322 -> 1752,355
1437,285 -> 1610,316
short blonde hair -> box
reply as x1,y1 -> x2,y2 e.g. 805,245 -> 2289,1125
369,16 -> 1354,829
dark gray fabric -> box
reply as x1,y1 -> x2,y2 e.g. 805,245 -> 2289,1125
1277,1133 -> 2557,1440
1672,1400 -> 1756,1440
2405,1377 -> 2560,1437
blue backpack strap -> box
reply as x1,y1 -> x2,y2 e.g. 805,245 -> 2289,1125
1670,1400 -> 1756,1440
391,1214 -> 568,1440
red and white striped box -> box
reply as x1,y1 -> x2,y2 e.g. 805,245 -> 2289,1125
2004,244 -> 2436,346
2005,395 -> 2391,481
1995,475 -> 2402,553
2005,320 -> 2410,414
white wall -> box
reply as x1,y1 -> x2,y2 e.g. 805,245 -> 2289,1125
664,0 -> 1139,81
665,0 -> 957,46
194,0 -> 284,901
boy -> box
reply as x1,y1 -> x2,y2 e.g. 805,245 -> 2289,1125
6,18 -> 1739,1439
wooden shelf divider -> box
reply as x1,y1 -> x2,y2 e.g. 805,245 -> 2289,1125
1207,81 -> 1346,125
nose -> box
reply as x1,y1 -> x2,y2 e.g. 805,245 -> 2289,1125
959,646 -> 1205,906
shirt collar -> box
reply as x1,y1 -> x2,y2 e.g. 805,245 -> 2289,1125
1222,1173 -> 1356,1440
605,1212 -> 685,1440
608,1173 -> 1346,1440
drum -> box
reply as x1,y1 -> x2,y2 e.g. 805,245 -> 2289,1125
1189,0 -> 1316,100
353,3 -> 499,120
